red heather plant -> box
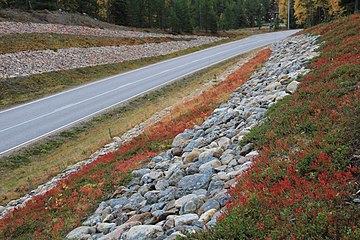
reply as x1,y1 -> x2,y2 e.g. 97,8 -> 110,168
190,14 -> 360,240
0,49 -> 271,239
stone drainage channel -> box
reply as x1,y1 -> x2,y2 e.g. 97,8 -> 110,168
63,34 -> 319,240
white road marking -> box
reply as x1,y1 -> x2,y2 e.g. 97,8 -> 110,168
0,40 -> 262,133
0,32 -> 282,114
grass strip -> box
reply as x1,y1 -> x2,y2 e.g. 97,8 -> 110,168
0,33 -> 192,54
190,14 -> 360,239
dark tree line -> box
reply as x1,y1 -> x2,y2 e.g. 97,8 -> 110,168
0,0 -> 100,18
108,0 -> 273,33
1,0 -> 358,32
0,0 -> 274,33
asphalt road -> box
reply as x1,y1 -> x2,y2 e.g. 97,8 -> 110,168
0,30 -> 300,156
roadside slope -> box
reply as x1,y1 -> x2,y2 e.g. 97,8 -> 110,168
192,14 -> 360,240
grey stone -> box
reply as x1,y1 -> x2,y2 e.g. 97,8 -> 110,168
192,220 -> 205,229
158,187 -> 176,201
152,155 -> 165,163
174,194 -> 197,208
124,194 -> 146,210
228,159 -> 238,168
106,197 -> 128,208
180,197 -> 204,214
151,202 -> 167,211
127,212 -> 152,224
199,199 -> 220,214
103,213 -> 114,223
96,223 -> 116,234
98,222 -> 141,240
164,200 -> 176,211
123,225 -> 164,240
286,80 -> 300,94
144,191 -> 160,205
139,184 -> 150,196
183,137 -> 207,152
204,131 -> 219,143
83,215 -> 101,226
208,180 -> 225,196
217,137 -> 231,148
139,205 -> 152,213
115,213 -> 128,225
166,231 -> 186,240
192,189 -> 208,197
66,226 -> 95,240
155,179 -> 169,190
174,214 -> 199,226
198,159 -> 222,172
265,81 -> 282,91
199,209 -> 217,223
132,168 -> 151,178
164,218 -> 175,230
177,174 -> 211,193
155,161 -> 171,171
239,143 -> 254,156
212,171 -> 229,181
186,156 -> 218,175
220,154 -> 235,165
184,148 -> 201,163
165,162 -> 182,178
213,191 -> 231,207
206,219 -> 217,228
168,169 -> 184,186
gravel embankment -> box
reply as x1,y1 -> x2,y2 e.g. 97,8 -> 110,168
0,21 -> 193,38
0,21 -> 224,79
0,37 -> 223,79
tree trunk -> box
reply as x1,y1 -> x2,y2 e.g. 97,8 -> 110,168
28,0 -> 33,10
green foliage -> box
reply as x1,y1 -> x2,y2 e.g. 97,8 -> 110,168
2,0 -> 357,29
2,0 -> 272,33
1,0 -> 99,17
108,0 -> 128,25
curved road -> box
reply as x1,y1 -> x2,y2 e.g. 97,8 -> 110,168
0,30 -> 300,156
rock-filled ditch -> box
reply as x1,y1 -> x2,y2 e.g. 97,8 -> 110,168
65,34 -> 320,240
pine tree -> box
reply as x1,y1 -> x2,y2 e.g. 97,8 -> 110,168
223,1 -> 236,30
108,0 -> 128,25
58,0 -> 79,12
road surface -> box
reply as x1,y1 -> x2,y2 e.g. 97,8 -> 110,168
0,30 -> 300,156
